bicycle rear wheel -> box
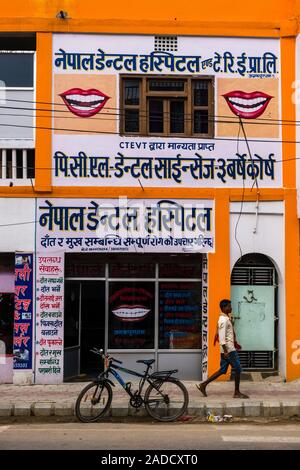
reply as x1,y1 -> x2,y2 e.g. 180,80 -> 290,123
75,381 -> 112,423
144,378 -> 189,422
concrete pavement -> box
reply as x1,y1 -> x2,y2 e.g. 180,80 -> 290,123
1,379 -> 300,420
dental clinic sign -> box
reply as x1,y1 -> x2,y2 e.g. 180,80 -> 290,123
36,198 -> 215,253
52,34 -> 282,189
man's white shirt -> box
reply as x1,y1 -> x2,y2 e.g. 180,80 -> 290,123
218,314 -> 235,353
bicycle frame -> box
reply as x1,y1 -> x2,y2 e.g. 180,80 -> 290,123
101,361 -> 155,400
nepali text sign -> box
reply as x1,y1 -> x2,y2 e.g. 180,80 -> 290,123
36,198 -> 214,253
52,34 -> 282,189
13,253 -> 34,370
35,254 -> 64,384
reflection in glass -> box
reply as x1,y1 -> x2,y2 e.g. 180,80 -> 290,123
193,80 -> 209,106
170,100 -> 184,133
149,99 -> 164,133
64,282 -> 80,348
109,263 -> 155,278
194,110 -> 209,134
159,282 -> 202,349
109,282 -> 155,349
125,109 -> 139,133
124,79 -> 140,105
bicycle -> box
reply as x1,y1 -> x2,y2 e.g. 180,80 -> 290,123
75,347 -> 189,423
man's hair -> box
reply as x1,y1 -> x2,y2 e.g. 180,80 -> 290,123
220,299 -> 231,311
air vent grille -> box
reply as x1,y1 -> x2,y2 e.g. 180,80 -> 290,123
231,267 -> 274,286
238,351 -> 274,369
154,36 -> 178,52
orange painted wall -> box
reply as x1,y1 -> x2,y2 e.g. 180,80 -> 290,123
0,1 -> 297,36
0,0 -> 295,22
1,0 -> 296,22
35,33 -> 52,192
208,194 -> 231,377
285,191 -> 300,380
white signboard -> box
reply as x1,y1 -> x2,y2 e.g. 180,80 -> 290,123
36,198 -> 215,253
52,34 -> 282,189
35,253 -> 64,384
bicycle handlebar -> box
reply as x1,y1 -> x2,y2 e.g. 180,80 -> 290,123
89,348 -> 123,365
111,357 -> 123,364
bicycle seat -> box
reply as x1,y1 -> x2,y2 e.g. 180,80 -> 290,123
136,359 -> 155,366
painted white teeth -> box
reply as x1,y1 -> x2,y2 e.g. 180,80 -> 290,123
71,104 -> 95,111
228,97 -> 267,109
112,307 -> 151,321
66,94 -> 105,103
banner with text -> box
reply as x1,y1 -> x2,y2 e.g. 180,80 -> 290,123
35,253 -> 64,384
52,34 -> 282,189
13,253 -> 34,370
37,198 -> 214,254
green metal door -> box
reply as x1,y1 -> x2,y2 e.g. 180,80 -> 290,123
231,286 -> 275,351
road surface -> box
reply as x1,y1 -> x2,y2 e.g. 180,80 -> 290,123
1,421 -> 300,450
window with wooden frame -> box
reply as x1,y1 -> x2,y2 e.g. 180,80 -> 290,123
120,75 -> 214,138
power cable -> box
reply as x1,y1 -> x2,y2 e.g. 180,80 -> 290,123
0,98 -> 299,126
0,120 -> 299,145
233,122 -> 244,261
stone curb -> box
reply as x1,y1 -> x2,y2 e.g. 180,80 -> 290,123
33,402 -> 54,417
0,404 -> 13,417
1,401 -> 300,419
54,402 -> 75,416
14,403 -> 32,417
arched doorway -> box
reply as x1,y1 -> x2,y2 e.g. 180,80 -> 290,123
231,253 -> 278,372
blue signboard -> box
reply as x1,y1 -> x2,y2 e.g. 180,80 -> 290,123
13,253 -> 34,370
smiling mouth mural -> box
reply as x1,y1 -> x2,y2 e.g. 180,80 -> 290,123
112,305 -> 151,322
59,88 -> 110,117
223,91 -> 273,119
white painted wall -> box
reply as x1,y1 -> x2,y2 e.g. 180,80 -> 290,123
0,198 -> 35,252
230,201 -> 285,377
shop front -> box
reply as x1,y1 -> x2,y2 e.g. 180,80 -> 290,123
64,253 -> 204,381
34,197 -> 213,383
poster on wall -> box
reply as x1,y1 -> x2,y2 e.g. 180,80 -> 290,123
159,282 -> 202,350
36,198 -> 214,254
35,253 -> 64,384
52,34 -> 282,188
13,253 -> 34,370
108,282 -> 155,349
201,254 -> 208,381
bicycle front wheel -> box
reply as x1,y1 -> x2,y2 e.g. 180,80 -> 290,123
75,381 -> 112,423
144,378 -> 189,422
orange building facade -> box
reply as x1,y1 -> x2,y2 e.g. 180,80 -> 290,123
0,1 -> 300,384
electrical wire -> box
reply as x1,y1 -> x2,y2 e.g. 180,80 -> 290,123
2,97 -> 299,126
0,98 -> 299,126
233,122 -> 244,261
0,120 -> 298,145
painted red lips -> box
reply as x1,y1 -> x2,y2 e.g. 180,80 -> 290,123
223,91 -> 273,119
59,88 -> 110,117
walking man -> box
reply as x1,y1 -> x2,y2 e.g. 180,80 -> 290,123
196,299 -> 249,399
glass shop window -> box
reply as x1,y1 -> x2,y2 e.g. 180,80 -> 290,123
159,282 -> 202,349
108,281 -> 155,349
109,262 -> 155,278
